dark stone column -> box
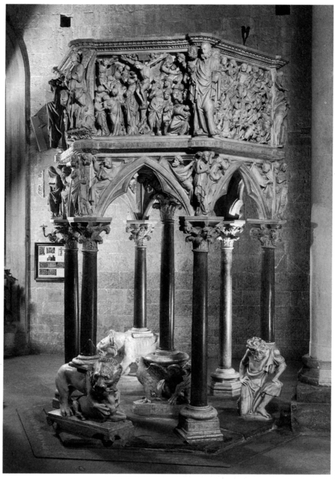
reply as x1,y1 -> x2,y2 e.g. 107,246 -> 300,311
249,221 -> 284,342
80,240 -> 98,356
64,234 -> 80,363
159,207 -> 175,351
210,220 -> 245,397
175,216 -> 223,444
69,219 -> 111,370
144,196 -> 189,367
53,220 -> 80,364
126,220 -> 156,337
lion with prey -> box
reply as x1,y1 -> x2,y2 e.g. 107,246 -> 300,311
56,356 -> 126,421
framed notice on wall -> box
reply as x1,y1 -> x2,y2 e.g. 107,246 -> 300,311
35,243 -> 65,282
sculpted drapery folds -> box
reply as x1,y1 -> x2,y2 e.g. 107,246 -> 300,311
238,337 -> 287,421
43,37 -> 288,223
46,37 -> 288,147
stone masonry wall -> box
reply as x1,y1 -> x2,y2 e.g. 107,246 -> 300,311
6,5 -> 312,360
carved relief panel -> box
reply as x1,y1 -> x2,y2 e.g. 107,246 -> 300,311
43,34 -> 289,223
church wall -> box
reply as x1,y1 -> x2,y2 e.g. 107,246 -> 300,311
6,4 -> 312,360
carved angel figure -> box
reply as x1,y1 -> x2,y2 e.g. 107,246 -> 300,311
136,357 -> 191,405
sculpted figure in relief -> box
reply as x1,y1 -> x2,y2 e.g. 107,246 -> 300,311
169,155 -> 194,199
274,161 -> 288,220
89,157 -> 116,208
188,42 -> 221,137
238,337 -> 286,421
273,71 -> 289,147
47,166 -> 64,218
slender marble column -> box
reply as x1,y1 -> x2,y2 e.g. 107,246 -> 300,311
210,220 -> 245,396
126,220 -> 155,336
249,221 -> 284,342
175,217 -> 223,444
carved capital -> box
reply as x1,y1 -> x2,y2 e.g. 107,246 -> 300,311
70,221 -> 111,251
249,222 -> 283,248
51,220 -> 80,250
153,193 -> 182,222
179,216 -> 223,252
126,220 -> 156,246
215,220 -> 245,248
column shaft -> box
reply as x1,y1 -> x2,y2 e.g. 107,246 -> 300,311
159,219 -> 175,350
64,243 -> 79,363
191,250 -> 208,407
80,249 -> 98,355
134,245 -> 147,329
260,247 -> 275,342
219,247 -> 233,369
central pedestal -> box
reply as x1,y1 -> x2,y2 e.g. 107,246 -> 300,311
175,405 -> 223,443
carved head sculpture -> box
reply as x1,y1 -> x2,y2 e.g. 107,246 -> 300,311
187,45 -> 198,61
200,41 -> 212,59
246,337 -> 269,361
90,357 -> 123,398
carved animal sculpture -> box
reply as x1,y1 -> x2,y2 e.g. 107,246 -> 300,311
96,329 -> 159,375
56,357 -> 126,421
136,356 -> 191,404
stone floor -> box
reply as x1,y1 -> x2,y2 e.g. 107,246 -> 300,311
2,353 -> 331,474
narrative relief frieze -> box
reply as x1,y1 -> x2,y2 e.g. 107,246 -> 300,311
46,34 -> 289,151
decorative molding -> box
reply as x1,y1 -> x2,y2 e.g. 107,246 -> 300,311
248,221 -> 285,248
126,220 -> 156,246
215,220 -> 245,248
179,216 -> 224,252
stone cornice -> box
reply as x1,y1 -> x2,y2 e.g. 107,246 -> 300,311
74,136 -> 285,163
67,33 -> 287,70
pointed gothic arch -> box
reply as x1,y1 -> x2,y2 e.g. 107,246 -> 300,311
96,155 -> 193,217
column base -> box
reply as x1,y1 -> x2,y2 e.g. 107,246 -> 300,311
130,327 -> 154,338
132,398 -> 184,418
175,405 -> 223,443
298,354 -> 331,386
291,380 -> 331,435
68,354 -> 100,371
144,348 -> 189,365
209,368 -> 241,397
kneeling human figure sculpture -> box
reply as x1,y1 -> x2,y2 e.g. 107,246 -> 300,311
238,337 -> 287,421
56,356 -> 126,422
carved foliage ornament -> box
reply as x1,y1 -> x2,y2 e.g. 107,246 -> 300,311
46,37 -> 288,149
249,223 -> 283,248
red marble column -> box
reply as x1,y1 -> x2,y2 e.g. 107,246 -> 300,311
175,216 -> 223,444
126,220 -> 156,337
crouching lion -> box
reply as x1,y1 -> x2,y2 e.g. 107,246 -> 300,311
56,356 -> 126,422
97,329 -> 159,375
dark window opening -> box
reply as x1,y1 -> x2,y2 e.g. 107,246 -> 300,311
275,5 -> 291,16
60,15 -> 71,28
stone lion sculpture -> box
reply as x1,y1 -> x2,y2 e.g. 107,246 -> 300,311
96,329 -> 159,375
56,356 -> 126,422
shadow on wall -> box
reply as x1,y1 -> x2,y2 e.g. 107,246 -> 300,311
4,269 -> 29,358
